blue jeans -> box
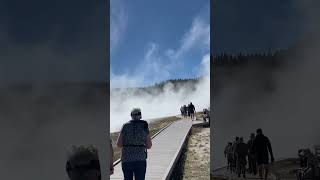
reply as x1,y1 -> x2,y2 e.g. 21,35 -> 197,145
122,160 -> 147,180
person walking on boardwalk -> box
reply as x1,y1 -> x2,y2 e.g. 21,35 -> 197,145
235,137 -> 249,178
188,102 -> 196,120
183,105 -> 188,118
224,142 -> 233,171
253,128 -> 274,180
232,137 -> 240,173
247,133 -> 257,175
116,108 -> 152,180
66,145 -> 101,180
229,137 -> 239,173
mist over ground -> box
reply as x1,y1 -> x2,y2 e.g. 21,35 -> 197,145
211,0 -> 320,170
0,83 -> 108,180
110,54 -> 210,132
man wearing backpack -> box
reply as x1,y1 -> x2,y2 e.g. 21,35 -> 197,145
116,108 -> 152,180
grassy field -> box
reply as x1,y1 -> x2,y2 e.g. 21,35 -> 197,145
111,116 -> 180,162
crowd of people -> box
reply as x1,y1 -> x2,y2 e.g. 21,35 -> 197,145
180,102 -> 196,120
224,128 -> 274,180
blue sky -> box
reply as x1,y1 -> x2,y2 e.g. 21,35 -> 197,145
110,0 -> 210,88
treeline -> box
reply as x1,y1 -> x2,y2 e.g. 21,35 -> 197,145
212,49 -> 291,67
151,78 -> 201,90
112,78 -> 203,96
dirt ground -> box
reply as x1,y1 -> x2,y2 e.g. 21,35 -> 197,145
182,126 -> 210,180
270,158 -> 300,179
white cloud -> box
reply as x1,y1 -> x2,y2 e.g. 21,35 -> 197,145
110,0 -> 128,54
110,12 -> 210,89
167,16 -> 210,59
110,43 -> 172,88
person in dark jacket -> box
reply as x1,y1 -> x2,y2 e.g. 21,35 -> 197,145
116,108 -> 152,180
188,102 -> 196,120
253,128 -> 274,180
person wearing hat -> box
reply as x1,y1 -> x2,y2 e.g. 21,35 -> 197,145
116,108 -> 152,180
66,145 -> 101,180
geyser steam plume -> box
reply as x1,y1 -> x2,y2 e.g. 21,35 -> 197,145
110,54 -> 210,132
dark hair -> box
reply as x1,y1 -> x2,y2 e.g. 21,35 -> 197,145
131,111 -> 141,116
256,128 -> 263,134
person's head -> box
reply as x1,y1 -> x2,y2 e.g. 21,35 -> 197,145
131,108 -> 142,120
235,136 -> 239,141
66,145 -> 101,180
239,137 -> 244,143
250,133 -> 255,139
228,142 -> 232,146
256,128 -> 263,135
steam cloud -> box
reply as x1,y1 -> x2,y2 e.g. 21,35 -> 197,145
212,0 -> 320,170
0,84 -> 108,180
110,54 -> 210,132
110,8 -> 210,132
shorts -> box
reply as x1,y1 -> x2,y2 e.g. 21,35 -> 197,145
256,155 -> 269,165
257,163 -> 269,170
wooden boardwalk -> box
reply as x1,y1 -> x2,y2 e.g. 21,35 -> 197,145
110,119 -> 193,180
